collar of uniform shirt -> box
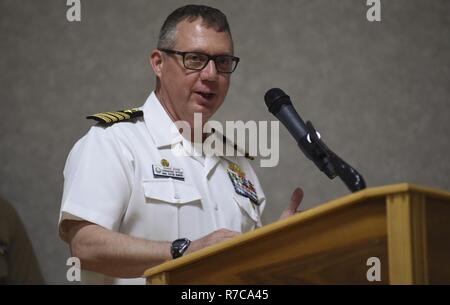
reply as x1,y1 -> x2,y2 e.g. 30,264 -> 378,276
143,92 -> 241,156
208,130 -> 246,164
143,91 -> 184,149
143,91 -> 249,165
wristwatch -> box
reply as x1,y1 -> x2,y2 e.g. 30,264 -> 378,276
171,238 -> 191,259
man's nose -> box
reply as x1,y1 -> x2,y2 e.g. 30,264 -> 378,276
200,59 -> 219,81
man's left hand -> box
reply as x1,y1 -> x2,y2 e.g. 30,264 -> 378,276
279,187 -> 304,221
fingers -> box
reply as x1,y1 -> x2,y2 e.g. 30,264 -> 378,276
288,187 -> 304,213
209,229 -> 240,245
189,228 -> 240,254
279,187 -> 304,221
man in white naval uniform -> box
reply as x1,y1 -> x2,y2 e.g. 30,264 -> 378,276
58,5 -> 303,284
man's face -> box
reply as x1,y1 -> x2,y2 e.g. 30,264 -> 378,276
152,18 -> 233,127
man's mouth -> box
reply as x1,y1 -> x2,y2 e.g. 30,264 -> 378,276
194,91 -> 216,100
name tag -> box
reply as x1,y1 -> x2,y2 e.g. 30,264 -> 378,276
152,164 -> 185,181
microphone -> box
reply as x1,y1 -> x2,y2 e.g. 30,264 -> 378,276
264,88 -> 308,141
264,88 -> 366,193
264,88 -> 315,156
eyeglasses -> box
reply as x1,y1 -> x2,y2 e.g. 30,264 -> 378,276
158,48 -> 240,74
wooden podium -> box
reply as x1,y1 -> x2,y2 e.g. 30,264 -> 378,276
143,183 -> 450,284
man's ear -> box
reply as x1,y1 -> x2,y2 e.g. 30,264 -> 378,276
150,49 -> 163,78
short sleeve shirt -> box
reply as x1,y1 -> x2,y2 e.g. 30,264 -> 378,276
59,92 -> 266,284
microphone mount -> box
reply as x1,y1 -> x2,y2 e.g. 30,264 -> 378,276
299,121 -> 366,193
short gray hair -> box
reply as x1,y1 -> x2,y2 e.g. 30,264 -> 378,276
157,5 -> 233,50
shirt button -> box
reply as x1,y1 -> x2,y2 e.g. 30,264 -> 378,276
214,206 -> 218,211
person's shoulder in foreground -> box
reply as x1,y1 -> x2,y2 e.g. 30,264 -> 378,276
0,197 -> 44,284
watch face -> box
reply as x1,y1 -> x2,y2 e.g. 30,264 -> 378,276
173,239 -> 186,248
172,238 -> 190,259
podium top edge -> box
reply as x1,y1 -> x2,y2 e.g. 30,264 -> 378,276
360,183 -> 450,200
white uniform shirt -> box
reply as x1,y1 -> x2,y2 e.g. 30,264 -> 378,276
59,92 -> 266,284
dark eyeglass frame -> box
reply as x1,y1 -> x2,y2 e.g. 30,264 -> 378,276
158,48 -> 240,74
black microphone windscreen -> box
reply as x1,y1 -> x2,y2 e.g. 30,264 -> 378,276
264,88 -> 292,114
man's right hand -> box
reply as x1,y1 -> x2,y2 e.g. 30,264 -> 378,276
185,228 -> 240,255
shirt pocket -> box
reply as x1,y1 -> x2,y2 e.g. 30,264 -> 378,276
141,179 -> 202,239
142,178 -> 201,205
233,194 -> 259,231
